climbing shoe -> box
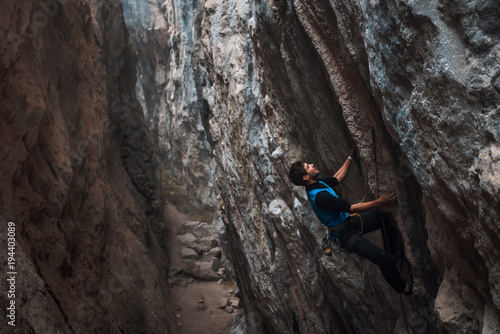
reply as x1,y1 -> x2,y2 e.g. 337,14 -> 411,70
321,236 -> 333,256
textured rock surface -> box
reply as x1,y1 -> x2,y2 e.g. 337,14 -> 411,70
123,0 -> 500,333
171,220 -> 230,281
122,0 -> 217,209
3,0 -> 500,333
0,0 -> 172,332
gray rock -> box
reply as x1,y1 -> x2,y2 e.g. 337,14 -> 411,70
178,233 -> 197,248
198,236 -> 218,252
183,262 -> 220,281
176,221 -> 203,235
192,223 -> 213,239
210,257 -> 220,270
207,246 -> 222,259
180,248 -> 199,260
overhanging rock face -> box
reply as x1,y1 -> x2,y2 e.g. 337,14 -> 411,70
127,0 -> 499,332
201,0 -> 435,332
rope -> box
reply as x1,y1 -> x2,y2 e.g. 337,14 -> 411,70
400,294 -> 411,334
349,213 -> 363,235
371,130 -> 393,255
371,130 -> 410,334
399,259 -> 413,334
356,157 -> 376,235
358,158 -> 374,204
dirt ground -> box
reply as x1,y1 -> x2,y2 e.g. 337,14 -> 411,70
163,201 -> 238,334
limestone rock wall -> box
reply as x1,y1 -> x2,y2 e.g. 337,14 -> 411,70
122,0 -> 217,209
0,0 -> 172,333
125,0 -> 500,333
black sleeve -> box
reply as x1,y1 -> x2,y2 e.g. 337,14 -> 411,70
315,191 -> 352,213
321,177 -> 340,188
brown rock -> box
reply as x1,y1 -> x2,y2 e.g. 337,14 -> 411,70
229,299 -> 241,309
0,1 -> 172,333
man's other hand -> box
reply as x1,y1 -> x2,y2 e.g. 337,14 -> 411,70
378,193 -> 397,206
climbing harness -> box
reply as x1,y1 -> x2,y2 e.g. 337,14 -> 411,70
341,214 -> 362,252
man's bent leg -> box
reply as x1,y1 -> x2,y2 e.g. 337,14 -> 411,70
347,234 -> 405,293
359,210 -> 399,256
358,211 -> 381,234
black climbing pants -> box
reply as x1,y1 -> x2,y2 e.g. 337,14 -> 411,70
336,210 -> 406,293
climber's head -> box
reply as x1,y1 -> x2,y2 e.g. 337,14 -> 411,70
289,161 -> 319,186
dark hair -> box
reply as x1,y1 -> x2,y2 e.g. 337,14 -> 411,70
289,160 -> 307,186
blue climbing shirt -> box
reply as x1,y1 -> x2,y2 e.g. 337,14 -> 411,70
306,181 -> 350,228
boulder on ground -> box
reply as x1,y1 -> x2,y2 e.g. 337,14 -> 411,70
178,233 -> 197,248
180,248 -> 199,260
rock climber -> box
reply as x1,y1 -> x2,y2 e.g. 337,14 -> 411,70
288,149 -> 412,295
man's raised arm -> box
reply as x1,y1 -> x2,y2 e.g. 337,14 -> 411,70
333,148 -> 356,183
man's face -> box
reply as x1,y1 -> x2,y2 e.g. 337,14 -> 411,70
303,162 -> 319,182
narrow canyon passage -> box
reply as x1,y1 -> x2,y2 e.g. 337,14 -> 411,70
1,0 -> 500,333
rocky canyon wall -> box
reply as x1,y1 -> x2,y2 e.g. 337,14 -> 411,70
2,0 -> 499,333
124,0 -> 500,333
0,0 -> 172,333
122,0 -> 217,209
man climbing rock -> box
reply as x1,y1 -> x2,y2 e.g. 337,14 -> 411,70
288,149 -> 412,295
